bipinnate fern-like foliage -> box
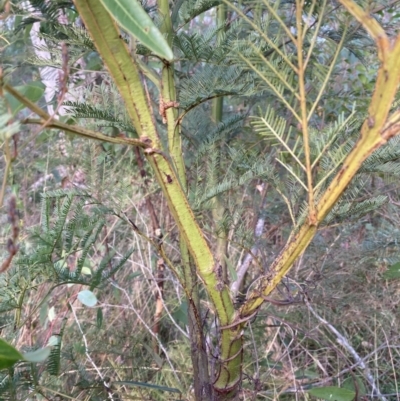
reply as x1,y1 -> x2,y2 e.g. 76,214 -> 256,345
0,189 -> 135,397
177,0 -> 222,26
29,191 -> 132,284
64,100 -> 136,135
3,0 -> 400,398
46,323 -> 65,376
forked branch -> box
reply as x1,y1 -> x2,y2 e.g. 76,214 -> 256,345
239,0 -> 400,320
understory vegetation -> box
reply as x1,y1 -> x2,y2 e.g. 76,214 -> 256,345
1,0 -> 400,400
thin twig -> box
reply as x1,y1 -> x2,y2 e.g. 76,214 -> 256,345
107,280 -> 183,388
304,298 -> 388,401
69,302 -> 115,400
257,343 -> 400,397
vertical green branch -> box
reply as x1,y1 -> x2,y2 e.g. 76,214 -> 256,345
212,3 -> 229,282
216,2 -> 400,396
210,7 -> 246,395
157,1 -> 211,398
239,1 -> 400,318
158,0 -> 186,187
295,0 -> 316,224
73,0 -> 236,338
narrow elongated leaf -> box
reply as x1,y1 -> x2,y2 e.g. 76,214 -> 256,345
308,386 -> 355,401
342,376 -> 367,396
96,308 -> 103,329
0,339 -> 23,370
99,0 -> 173,61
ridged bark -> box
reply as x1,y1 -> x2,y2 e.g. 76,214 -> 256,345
72,1 -> 237,397
6,1 -> 400,399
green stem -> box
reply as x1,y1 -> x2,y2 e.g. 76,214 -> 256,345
72,0 -> 158,143
158,0 -> 186,187
157,2 -> 211,398
72,1 -> 239,396
21,118 -> 148,147
211,6 -> 246,396
211,4 -> 228,283
215,19 -> 400,396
